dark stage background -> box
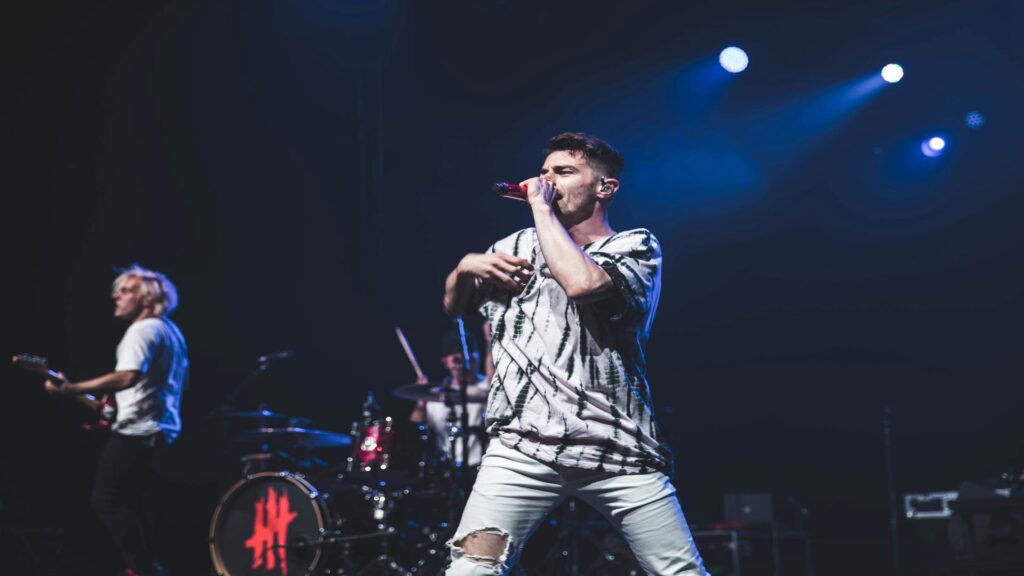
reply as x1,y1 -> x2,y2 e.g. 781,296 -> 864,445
2,1 -> 1022,574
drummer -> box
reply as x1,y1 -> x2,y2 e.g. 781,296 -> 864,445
409,331 -> 489,467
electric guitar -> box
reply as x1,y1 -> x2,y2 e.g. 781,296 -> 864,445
11,353 -> 117,430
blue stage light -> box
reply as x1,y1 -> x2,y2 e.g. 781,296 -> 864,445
921,136 -> 946,157
965,110 -> 985,128
719,47 -> 749,73
880,63 -> 904,84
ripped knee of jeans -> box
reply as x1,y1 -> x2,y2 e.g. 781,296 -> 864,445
448,527 -> 511,571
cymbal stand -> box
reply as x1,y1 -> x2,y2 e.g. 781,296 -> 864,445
439,317 -> 475,525
442,412 -> 470,527
221,350 -> 293,412
213,355 -> 279,488
453,317 -> 473,470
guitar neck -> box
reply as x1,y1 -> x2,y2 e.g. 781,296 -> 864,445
74,393 -> 104,412
11,355 -> 108,414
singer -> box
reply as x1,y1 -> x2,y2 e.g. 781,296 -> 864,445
442,133 -> 707,575
45,265 -> 188,576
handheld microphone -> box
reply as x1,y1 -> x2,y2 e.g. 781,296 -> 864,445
492,182 -> 528,202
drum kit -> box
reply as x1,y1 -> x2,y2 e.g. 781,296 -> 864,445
206,325 -> 639,575
207,381 -> 487,575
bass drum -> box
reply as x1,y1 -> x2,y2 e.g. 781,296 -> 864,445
209,472 -> 333,576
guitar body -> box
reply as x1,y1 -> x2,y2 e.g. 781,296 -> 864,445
12,353 -> 117,430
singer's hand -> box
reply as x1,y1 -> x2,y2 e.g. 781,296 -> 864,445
519,177 -> 558,210
458,252 -> 535,291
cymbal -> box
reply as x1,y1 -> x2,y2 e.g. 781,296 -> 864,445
233,427 -> 352,448
392,383 -> 488,404
219,409 -> 288,418
214,409 -> 311,426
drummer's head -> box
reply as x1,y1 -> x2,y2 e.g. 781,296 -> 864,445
440,331 -> 479,379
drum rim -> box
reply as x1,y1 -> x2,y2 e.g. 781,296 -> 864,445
208,471 -> 327,576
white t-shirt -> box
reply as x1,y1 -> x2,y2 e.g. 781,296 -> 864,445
113,317 -> 189,443
424,379 -> 488,467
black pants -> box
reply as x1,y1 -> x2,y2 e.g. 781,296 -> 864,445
91,432 -> 165,573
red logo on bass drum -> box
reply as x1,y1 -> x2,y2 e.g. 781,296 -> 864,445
244,487 -> 298,574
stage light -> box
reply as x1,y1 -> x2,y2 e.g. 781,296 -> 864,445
880,63 -> 904,84
921,136 -> 946,158
719,47 -> 749,73
965,111 -> 985,128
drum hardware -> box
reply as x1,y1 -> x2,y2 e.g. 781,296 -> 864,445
220,350 -> 296,410
352,488 -> 408,574
208,336 -> 489,575
211,352 -> 305,489
451,317 -> 475,473
517,498 -> 645,576
234,426 -> 353,448
391,383 -> 487,404
346,391 -> 439,488
239,452 -> 275,476
392,320 -> 484,475
390,322 -> 490,537
239,450 -> 331,477
214,408 -> 313,427
231,427 -> 351,479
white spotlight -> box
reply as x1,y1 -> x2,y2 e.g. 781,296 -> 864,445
881,63 -> 904,83
719,47 -> 749,74
921,136 -> 946,158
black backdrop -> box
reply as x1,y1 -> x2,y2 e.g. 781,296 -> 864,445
2,1 -> 1022,574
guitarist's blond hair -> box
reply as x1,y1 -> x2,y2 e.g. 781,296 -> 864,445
112,264 -> 179,317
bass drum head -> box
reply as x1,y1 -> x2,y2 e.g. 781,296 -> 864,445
210,472 -> 327,576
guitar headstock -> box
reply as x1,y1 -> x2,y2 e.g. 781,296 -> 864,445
12,353 -> 51,377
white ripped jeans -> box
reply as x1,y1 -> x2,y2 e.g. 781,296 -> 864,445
446,440 -> 708,575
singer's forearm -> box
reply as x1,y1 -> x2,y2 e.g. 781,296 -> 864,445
532,205 -> 612,300
63,371 -> 139,395
443,264 -> 477,317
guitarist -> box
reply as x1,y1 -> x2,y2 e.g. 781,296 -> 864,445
45,265 -> 188,576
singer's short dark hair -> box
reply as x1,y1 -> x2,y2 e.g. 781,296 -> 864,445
544,132 -> 625,178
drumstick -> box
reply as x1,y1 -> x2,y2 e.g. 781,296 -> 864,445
394,327 -> 426,381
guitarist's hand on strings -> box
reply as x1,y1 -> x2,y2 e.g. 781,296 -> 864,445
44,372 -> 70,396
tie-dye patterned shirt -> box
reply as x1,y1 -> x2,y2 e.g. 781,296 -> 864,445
477,227 -> 672,474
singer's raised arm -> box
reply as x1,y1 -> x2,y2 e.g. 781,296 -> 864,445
529,203 -> 614,302
442,251 -> 534,317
